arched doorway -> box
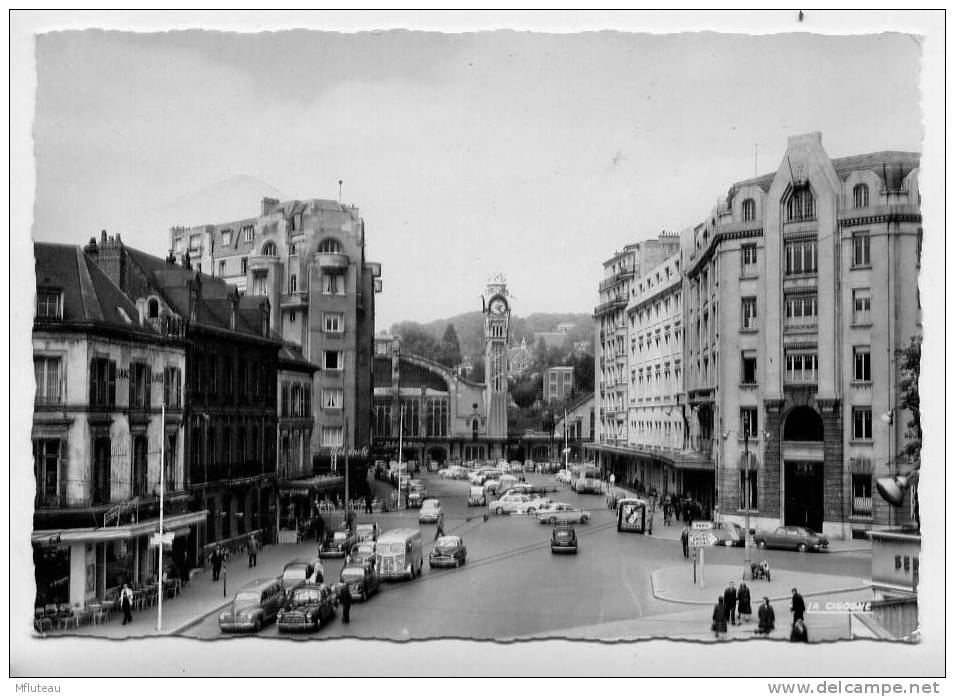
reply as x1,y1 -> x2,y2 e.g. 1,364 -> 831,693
531,445 -> 549,462
426,446 -> 447,464
782,406 -> 825,531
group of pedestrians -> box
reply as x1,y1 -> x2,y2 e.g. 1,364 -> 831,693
711,585 -> 807,641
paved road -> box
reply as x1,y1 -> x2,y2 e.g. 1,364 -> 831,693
179,469 -> 871,640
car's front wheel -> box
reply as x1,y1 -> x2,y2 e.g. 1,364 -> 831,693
757,540 -> 766,549
496,507 -> 504,515
549,517 -> 557,525
253,618 -> 261,632
797,543 -> 808,553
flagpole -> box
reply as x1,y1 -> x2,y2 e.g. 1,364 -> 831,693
157,400 -> 165,632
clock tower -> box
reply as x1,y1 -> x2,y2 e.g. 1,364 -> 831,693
483,274 -> 510,457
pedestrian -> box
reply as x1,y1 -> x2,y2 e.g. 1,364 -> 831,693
757,597 -> 775,635
434,510 -> 445,541
737,581 -> 752,623
364,495 -> 372,514
663,501 -> 671,526
339,583 -> 352,624
711,597 -> 727,640
210,544 -> 223,582
723,581 -> 738,626
120,583 -> 134,625
684,499 -> 695,528
790,618 -> 809,642
315,512 -> 325,544
680,526 -> 689,558
345,505 -> 356,533
247,534 -> 259,568
790,587 -> 806,624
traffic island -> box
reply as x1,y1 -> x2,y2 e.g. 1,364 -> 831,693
650,564 -> 869,605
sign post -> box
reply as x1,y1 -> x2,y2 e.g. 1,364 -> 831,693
690,521 -> 714,589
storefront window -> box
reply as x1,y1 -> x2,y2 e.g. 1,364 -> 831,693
33,544 -> 70,605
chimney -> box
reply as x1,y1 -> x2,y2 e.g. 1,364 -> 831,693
83,236 -> 99,261
89,229 -> 126,291
262,197 -> 280,216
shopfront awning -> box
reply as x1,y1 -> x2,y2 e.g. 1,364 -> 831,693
31,510 -> 208,545
278,475 -> 344,497
584,442 -> 714,471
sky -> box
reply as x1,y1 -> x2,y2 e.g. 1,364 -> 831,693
32,29 -> 922,329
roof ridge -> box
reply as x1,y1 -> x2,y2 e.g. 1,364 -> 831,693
74,247 -> 103,322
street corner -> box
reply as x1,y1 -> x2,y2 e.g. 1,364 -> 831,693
650,564 -> 870,606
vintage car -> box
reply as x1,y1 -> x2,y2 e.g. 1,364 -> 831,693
429,535 -> 468,568
407,482 -> 427,508
418,499 -> 442,524
319,529 -> 358,558
355,522 -> 379,543
537,502 -> 591,525
555,469 -> 573,484
754,526 -> 829,552
347,541 -> 376,566
339,560 -> 380,601
512,495 -> 553,515
550,525 -> 578,554
219,578 -> 285,633
280,557 -> 324,593
467,486 -> 487,507
487,492 -> 531,515
275,583 -> 336,633
712,522 -> 746,547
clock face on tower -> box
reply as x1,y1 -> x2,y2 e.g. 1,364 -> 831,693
490,298 -> 507,315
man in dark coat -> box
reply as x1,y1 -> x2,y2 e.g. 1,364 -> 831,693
790,587 -> 806,623
680,526 -> 689,558
757,597 -> 775,635
339,583 -> 352,624
210,545 -> 223,582
315,511 -> 325,544
737,582 -> 752,623
790,618 -> 809,642
711,597 -> 727,640
247,534 -> 259,567
723,581 -> 738,626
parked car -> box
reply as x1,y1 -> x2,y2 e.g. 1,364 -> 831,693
429,535 -> 468,568
418,499 -> 442,524
320,529 -> 358,558
467,486 -> 487,507
339,560 -> 380,601
712,522 -> 746,547
347,541 -> 376,566
219,578 -> 285,633
275,583 -> 336,633
280,557 -> 324,593
355,522 -> 379,543
512,495 -> 552,515
407,482 -> 426,508
754,526 -> 829,552
537,502 -> 591,525
488,492 -> 531,515
484,473 -> 517,496
555,469 -> 573,484
550,525 -> 578,554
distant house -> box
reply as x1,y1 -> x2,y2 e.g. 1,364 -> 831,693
507,338 -> 532,377
543,366 -> 574,403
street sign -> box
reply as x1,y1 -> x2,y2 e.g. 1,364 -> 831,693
149,532 -> 175,548
689,532 -> 711,547
691,521 -> 714,530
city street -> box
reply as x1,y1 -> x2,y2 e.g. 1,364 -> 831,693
178,469 -> 872,641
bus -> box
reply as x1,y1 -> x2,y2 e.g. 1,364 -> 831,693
617,498 -> 654,534
573,464 -> 603,494
374,529 -> 423,581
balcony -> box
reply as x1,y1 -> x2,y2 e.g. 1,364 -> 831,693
280,291 -> 309,309
594,297 -> 627,315
317,252 -> 349,270
598,269 -> 635,292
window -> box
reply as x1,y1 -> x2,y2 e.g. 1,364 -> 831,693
324,350 -> 342,371
243,225 -> 254,242
34,356 -> 62,404
853,183 -> 869,209
261,241 -> 277,256
174,237 -> 184,252
221,230 -> 232,246
785,240 -> 817,275
853,288 -> 871,324
163,366 -> 181,408
324,313 -> 343,333
218,261 -> 226,277
318,238 -> 343,254
289,244 -> 296,255
852,408 -> 873,440
852,232 -> 870,267
786,186 -> 815,221
784,294 -> 818,326
740,407 -> 758,437
741,297 -> 757,330
288,275 -> 297,293
289,311 -> 296,323
36,289 -> 63,320
291,212 -> 303,232
281,383 -> 290,417
853,347 -> 871,382
90,357 -> 117,408
128,361 -> 152,409
852,474 -> 873,516
741,351 -> 757,385
252,272 -> 269,296
189,234 -> 201,250
241,257 -> 249,274
207,355 -> 218,397
739,470 -> 758,510
323,388 -> 343,410
785,352 -> 818,383
34,438 -> 65,506
741,244 -> 757,271
742,198 -> 756,222
323,272 -> 345,295
164,432 -> 178,492
322,427 -> 343,448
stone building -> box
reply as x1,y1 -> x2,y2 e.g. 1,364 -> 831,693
32,242 -> 197,606
543,365 -> 574,403
169,198 -> 382,459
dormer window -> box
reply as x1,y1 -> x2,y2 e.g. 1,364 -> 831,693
261,241 -> 277,256
853,183 -> 869,209
243,225 -> 254,243
291,212 -> 303,232
318,238 -> 343,254
742,198 -> 756,222
36,288 -> 63,320
786,186 -> 815,222
221,230 -> 232,246
147,298 -> 160,319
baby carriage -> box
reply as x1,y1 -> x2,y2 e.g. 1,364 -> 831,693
751,559 -> 771,581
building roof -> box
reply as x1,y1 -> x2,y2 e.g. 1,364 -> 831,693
278,342 -> 319,373
34,242 -> 142,331
564,390 -> 594,413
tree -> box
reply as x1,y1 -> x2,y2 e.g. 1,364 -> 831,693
470,356 -> 485,383
439,323 -> 462,367
897,335 -> 922,461
571,352 -> 595,393
510,376 -> 539,409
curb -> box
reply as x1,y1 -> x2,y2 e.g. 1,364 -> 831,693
170,599 -> 232,636
649,569 -> 871,606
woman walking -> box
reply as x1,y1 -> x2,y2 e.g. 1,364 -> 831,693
711,597 -> 728,640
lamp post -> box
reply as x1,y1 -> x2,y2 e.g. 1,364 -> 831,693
157,400 -> 165,631
742,423 -> 752,581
